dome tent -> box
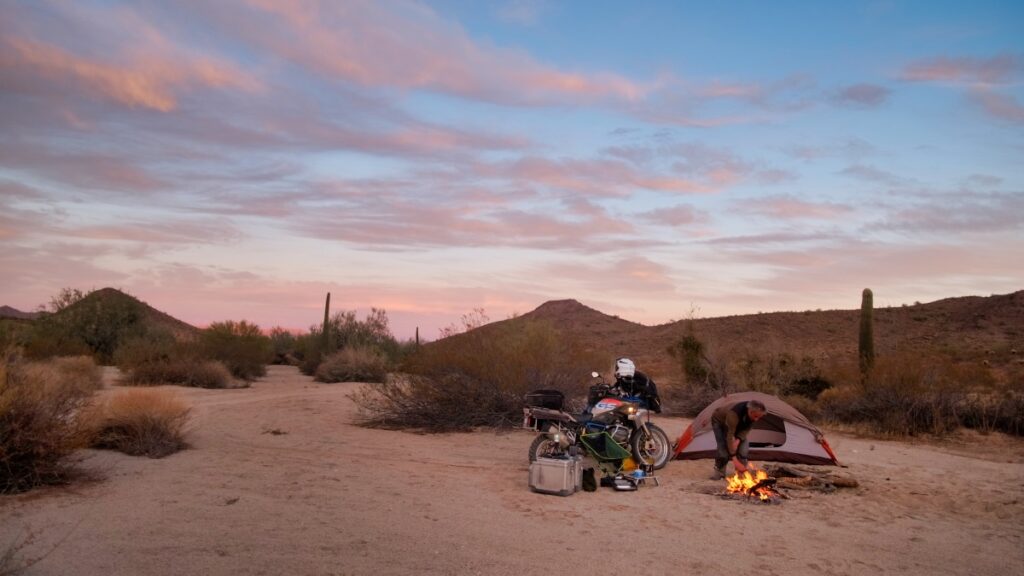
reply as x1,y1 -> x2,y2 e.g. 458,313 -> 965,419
672,391 -> 839,465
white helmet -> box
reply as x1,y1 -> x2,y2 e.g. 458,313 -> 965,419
614,357 -> 635,380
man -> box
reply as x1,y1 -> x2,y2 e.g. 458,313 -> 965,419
710,399 -> 766,479
612,357 -> 662,413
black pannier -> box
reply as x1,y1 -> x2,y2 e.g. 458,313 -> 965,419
524,389 -> 564,410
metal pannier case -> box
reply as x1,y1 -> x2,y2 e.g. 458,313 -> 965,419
528,456 -> 581,496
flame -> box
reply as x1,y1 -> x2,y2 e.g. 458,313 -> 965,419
725,469 -> 773,501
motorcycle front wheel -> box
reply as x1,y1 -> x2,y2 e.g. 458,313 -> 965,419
631,423 -> 671,470
527,434 -> 565,463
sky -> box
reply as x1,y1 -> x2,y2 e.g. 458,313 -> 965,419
2,0 -> 1023,340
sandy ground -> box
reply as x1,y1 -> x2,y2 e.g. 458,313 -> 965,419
2,365 -> 1022,576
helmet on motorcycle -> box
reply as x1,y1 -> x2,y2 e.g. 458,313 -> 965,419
614,358 -> 636,381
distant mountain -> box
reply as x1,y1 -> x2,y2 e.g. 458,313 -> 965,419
65,287 -> 200,339
488,290 -> 1024,383
0,305 -> 37,320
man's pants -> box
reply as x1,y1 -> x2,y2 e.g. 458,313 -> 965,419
712,421 -> 749,471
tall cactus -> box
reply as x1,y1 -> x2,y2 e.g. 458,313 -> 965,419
322,292 -> 332,355
859,288 -> 875,380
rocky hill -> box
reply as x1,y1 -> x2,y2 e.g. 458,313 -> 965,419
509,290 -> 1024,383
0,305 -> 37,320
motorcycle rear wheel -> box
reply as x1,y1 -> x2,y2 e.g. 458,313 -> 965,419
631,423 -> 670,470
528,434 -> 565,463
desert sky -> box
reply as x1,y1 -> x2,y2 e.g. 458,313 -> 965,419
1,1 -> 1022,339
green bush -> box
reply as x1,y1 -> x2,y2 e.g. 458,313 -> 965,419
352,319 -> 603,431
198,320 -> 273,381
300,308 -> 407,376
87,388 -> 190,458
315,346 -> 390,383
0,351 -> 95,493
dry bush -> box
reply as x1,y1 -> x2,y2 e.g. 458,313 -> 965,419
87,388 -> 190,458
0,352 -> 95,493
817,351 -> 1011,436
121,359 -> 232,389
315,346 -> 390,383
352,319 -> 603,431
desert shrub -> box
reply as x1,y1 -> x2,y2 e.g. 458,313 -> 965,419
269,326 -> 297,365
121,360 -> 232,389
0,351 -> 94,493
663,383 -> 728,417
818,352 -> 995,436
315,346 -> 390,383
87,388 -> 190,458
198,320 -> 273,380
352,319 -> 603,431
301,309 -> 402,376
957,387 -> 1024,436
114,330 -> 232,388
113,329 -> 179,369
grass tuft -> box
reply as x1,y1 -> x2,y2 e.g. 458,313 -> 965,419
87,388 -> 190,458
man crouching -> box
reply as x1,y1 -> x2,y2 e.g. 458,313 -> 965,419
710,399 -> 767,479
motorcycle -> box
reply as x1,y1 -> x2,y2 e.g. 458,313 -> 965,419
523,372 -> 671,470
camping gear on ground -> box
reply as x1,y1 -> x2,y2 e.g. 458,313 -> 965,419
581,467 -> 597,492
523,372 -> 671,473
528,455 -> 582,496
671,391 -> 839,465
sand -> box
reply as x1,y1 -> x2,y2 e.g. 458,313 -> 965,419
2,365 -> 1022,576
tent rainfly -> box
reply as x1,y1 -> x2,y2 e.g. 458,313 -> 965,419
672,391 -> 839,465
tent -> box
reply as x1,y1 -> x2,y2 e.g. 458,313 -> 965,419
672,391 -> 839,465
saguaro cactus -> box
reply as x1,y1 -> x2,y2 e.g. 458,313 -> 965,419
322,292 -> 332,354
859,288 -> 875,379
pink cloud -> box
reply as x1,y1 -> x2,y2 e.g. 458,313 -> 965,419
193,0 -> 647,106
539,256 -> 677,294
0,36 -> 259,112
638,204 -> 711,228
968,88 -> 1024,123
740,195 -> 854,220
900,54 -> 1022,85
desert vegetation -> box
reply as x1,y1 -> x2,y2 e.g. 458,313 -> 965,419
664,316 -> 1023,437
86,389 -> 190,458
352,317 -> 604,431
0,351 -> 101,493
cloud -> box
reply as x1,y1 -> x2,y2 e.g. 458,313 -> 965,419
838,163 -> 908,187
899,53 -> 1024,123
830,83 -> 891,108
871,191 -> 1024,234
637,204 -> 711,228
739,195 -> 854,220
0,33 -> 259,113
786,138 -> 877,162
900,54 -> 1022,86
497,0 -> 548,26
538,256 -> 677,294
968,88 -> 1024,123
189,0 -> 647,106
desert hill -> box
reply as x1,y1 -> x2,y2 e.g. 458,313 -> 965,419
1,288 -> 200,341
68,288 -> 201,340
509,290 -> 1024,382
0,305 -> 37,320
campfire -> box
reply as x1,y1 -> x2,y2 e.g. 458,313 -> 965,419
724,469 -> 783,503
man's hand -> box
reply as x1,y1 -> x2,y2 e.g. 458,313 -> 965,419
733,458 -> 747,474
